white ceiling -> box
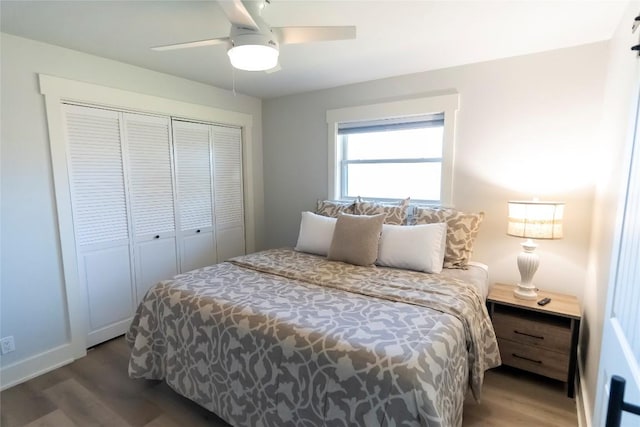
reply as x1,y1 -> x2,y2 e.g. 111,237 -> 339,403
0,0 -> 627,99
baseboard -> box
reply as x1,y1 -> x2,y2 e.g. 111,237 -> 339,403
0,343 -> 77,391
576,352 -> 593,427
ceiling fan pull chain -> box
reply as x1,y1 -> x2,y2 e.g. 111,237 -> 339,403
232,66 -> 237,97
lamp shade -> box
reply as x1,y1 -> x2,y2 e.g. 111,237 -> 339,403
507,201 -> 564,240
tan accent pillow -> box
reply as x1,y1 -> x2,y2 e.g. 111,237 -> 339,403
355,198 -> 410,225
315,200 -> 356,218
328,213 -> 385,266
413,207 -> 484,269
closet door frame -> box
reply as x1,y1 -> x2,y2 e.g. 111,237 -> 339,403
40,74 -> 255,363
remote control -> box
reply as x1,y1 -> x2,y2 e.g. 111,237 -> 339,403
537,297 -> 551,306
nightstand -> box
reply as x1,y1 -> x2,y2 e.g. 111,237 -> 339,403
487,283 -> 581,398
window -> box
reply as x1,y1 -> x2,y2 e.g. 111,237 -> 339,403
338,114 -> 444,202
326,94 -> 459,205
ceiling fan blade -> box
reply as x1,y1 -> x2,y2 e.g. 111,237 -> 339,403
217,0 -> 259,30
151,37 -> 230,51
273,26 -> 356,45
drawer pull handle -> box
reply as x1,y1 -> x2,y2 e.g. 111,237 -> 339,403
514,330 -> 544,340
512,353 -> 543,364
154,235 -> 160,239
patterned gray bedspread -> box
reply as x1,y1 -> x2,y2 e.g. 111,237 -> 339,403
127,248 -> 500,427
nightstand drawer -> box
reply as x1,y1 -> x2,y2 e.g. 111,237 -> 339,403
498,338 -> 570,381
492,311 -> 571,353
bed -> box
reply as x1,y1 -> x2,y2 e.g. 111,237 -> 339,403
127,247 -> 501,427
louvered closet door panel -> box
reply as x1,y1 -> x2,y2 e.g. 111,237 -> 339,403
212,125 -> 245,261
123,113 -> 178,302
124,113 -> 176,238
173,121 -> 213,231
63,104 -> 135,345
65,105 -> 129,246
173,120 -> 217,271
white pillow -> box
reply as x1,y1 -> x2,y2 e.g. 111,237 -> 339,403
294,211 -> 337,256
377,223 -> 447,273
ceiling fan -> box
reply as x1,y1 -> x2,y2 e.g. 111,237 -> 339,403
152,0 -> 356,72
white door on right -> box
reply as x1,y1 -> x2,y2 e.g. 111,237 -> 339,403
594,87 -> 640,425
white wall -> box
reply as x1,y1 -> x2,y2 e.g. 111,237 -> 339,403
263,42 -> 609,301
0,33 -> 264,381
581,2 -> 640,424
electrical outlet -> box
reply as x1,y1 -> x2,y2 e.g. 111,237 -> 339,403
0,336 -> 15,354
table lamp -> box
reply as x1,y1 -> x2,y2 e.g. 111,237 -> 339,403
507,201 -> 564,300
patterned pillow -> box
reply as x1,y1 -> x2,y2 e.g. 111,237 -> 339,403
355,198 -> 410,225
315,200 -> 356,218
413,207 -> 484,269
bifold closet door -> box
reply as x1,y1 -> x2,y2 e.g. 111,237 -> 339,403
172,120 -> 217,272
212,125 -> 245,261
64,104 -> 135,347
61,106 -> 245,347
123,113 -> 179,303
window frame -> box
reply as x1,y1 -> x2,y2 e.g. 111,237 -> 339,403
326,93 -> 460,205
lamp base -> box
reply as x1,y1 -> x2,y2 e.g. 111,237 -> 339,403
513,239 -> 540,300
513,285 -> 538,300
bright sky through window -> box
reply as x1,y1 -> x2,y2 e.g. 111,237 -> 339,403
340,125 -> 444,201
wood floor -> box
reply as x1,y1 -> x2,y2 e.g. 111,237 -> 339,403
0,336 -> 577,427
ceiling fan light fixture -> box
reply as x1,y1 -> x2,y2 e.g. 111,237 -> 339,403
152,0 -> 356,74
227,43 -> 279,71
